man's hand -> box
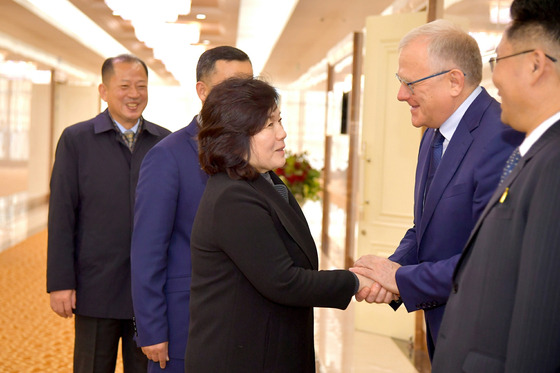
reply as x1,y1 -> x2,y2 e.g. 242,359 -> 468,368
355,272 -> 374,294
353,280 -> 399,304
352,255 -> 401,294
142,342 -> 169,369
49,289 -> 76,318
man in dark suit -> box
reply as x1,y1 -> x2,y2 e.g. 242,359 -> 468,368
47,54 -> 170,372
130,46 -> 252,372
351,20 -> 523,358
432,1 -> 560,371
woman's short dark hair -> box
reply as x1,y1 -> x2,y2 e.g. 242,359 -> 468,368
198,77 -> 279,180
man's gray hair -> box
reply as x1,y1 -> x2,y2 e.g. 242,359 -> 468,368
399,19 -> 482,87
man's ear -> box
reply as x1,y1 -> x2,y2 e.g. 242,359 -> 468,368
448,69 -> 465,97
532,50 -> 548,72
196,81 -> 209,103
528,50 -> 548,83
98,83 -> 107,101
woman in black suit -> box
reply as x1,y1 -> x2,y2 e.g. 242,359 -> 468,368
185,77 -> 373,372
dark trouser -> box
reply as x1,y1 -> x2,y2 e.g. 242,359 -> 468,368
74,314 -> 147,373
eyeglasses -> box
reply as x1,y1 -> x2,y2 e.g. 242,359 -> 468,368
489,49 -> 558,72
395,70 -> 451,95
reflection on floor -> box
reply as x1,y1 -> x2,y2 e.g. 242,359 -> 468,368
315,305 -> 417,373
302,201 -> 420,373
0,192 -> 48,254
0,194 -> 422,372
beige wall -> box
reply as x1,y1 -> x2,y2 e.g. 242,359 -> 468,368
52,83 -> 100,157
27,84 -> 52,201
142,85 -> 201,132
26,82 -> 99,202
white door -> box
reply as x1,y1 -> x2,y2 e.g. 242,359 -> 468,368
355,11 -> 426,340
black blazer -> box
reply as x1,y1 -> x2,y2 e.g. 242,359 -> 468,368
46,109 -> 170,319
432,120 -> 560,372
186,171 -> 356,373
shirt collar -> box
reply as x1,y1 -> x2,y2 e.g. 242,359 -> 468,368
519,111 -> 560,156
437,86 -> 482,155
261,172 -> 274,184
113,118 -> 140,134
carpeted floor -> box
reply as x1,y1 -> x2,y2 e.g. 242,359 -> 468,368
0,230 -> 123,373
0,226 -> 423,373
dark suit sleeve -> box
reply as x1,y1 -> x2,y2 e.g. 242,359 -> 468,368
505,157 -> 560,371
47,129 -> 79,292
131,145 -> 178,347
212,183 -> 355,309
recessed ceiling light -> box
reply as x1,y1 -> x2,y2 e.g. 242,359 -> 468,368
196,14 -> 206,20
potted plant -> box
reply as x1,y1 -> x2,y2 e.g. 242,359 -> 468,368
275,151 -> 321,205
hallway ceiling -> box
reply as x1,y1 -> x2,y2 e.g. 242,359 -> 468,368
0,0 -> 509,87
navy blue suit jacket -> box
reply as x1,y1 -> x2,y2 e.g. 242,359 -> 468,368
389,88 -> 523,356
131,116 -> 208,366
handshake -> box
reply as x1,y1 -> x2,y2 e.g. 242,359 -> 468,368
350,255 -> 401,304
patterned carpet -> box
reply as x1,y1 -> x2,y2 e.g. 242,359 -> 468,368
0,230 -> 123,373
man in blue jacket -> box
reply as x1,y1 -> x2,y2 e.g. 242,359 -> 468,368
130,46 -> 252,372
351,20 -> 523,359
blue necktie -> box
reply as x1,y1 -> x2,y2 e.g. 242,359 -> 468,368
499,147 -> 521,185
424,129 -> 445,201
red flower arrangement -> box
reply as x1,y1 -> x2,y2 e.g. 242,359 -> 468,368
275,151 -> 321,204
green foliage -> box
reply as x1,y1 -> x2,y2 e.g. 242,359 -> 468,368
275,151 -> 321,204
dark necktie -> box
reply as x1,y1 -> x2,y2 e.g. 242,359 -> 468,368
273,184 -> 289,202
424,129 -> 445,202
499,147 -> 521,185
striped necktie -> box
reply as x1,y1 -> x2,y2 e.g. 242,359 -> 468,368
124,130 -> 135,149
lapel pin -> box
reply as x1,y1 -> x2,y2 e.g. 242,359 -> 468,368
499,187 -> 509,204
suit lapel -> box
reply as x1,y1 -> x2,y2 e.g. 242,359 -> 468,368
415,129 -> 432,224
419,125 -> 473,236
250,173 -> 318,269
418,89 -> 492,238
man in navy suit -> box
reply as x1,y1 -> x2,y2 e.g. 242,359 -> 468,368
130,46 -> 253,372
432,0 -> 560,371
351,20 -> 523,359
